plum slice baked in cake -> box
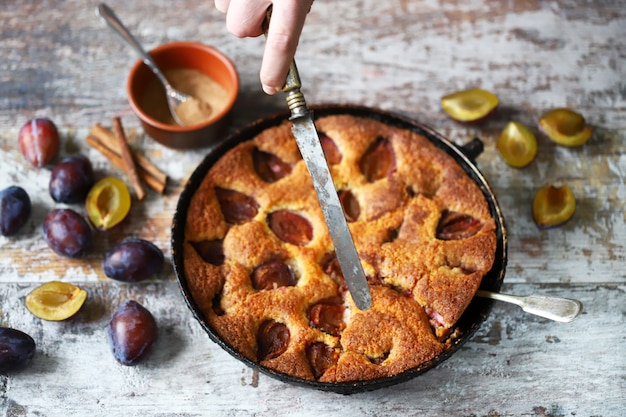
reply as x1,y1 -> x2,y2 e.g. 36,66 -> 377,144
182,114 -> 497,382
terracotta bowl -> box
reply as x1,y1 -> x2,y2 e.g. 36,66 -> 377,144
126,41 -> 239,149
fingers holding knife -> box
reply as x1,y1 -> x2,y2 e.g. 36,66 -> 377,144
214,0 -> 314,95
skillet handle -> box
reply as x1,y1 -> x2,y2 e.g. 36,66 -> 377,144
455,137 -> 484,163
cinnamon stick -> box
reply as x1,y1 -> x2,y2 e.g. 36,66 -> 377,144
112,117 -> 145,200
90,124 -> 168,185
85,135 -> 166,193
87,124 -> 167,194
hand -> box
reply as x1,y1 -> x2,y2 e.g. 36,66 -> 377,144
214,0 -> 313,95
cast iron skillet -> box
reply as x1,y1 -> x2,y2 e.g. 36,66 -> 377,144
171,104 -> 508,395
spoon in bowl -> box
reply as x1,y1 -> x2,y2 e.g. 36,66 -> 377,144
96,3 -> 189,126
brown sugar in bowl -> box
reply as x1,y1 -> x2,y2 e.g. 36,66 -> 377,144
127,41 -> 239,149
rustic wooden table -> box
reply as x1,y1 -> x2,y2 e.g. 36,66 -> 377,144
1,1 -> 625,416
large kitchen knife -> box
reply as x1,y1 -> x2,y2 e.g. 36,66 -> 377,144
262,11 -> 371,309
280,61 -> 372,311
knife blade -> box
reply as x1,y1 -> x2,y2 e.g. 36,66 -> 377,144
263,9 -> 371,310
290,109 -> 372,310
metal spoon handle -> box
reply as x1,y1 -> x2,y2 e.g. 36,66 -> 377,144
476,290 -> 583,323
96,3 -> 169,88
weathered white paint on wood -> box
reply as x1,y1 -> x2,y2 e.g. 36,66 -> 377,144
1,0 -> 625,416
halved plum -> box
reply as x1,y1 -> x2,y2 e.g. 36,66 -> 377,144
319,132 -> 342,165
532,183 -> 576,228
256,320 -> 290,361
496,121 -> 538,168
441,88 -> 499,122
338,190 -> 360,222
306,342 -> 339,379
359,137 -> 396,182
252,148 -> 292,183
85,177 -> 131,230
436,210 -> 482,240
308,297 -> 345,336
190,239 -> 225,266
267,210 -> 313,246
320,252 -> 347,291
214,187 -> 258,224
25,281 -> 87,321
539,108 -> 592,147
251,261 -> 296,290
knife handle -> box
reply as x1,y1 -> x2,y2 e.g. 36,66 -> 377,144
283,63 -> 308,118
263,7 -> 308,118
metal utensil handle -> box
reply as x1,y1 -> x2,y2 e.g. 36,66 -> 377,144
522,294 -> 583,323
476,290 -> 583,323
96,3 -> 170,88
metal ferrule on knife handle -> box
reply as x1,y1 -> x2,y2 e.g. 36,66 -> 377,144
282,62 -> 308,119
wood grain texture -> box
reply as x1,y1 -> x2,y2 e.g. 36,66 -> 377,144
1,0 -> 625,416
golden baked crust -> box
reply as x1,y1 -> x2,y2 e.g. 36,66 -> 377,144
183,115 -> 496,382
